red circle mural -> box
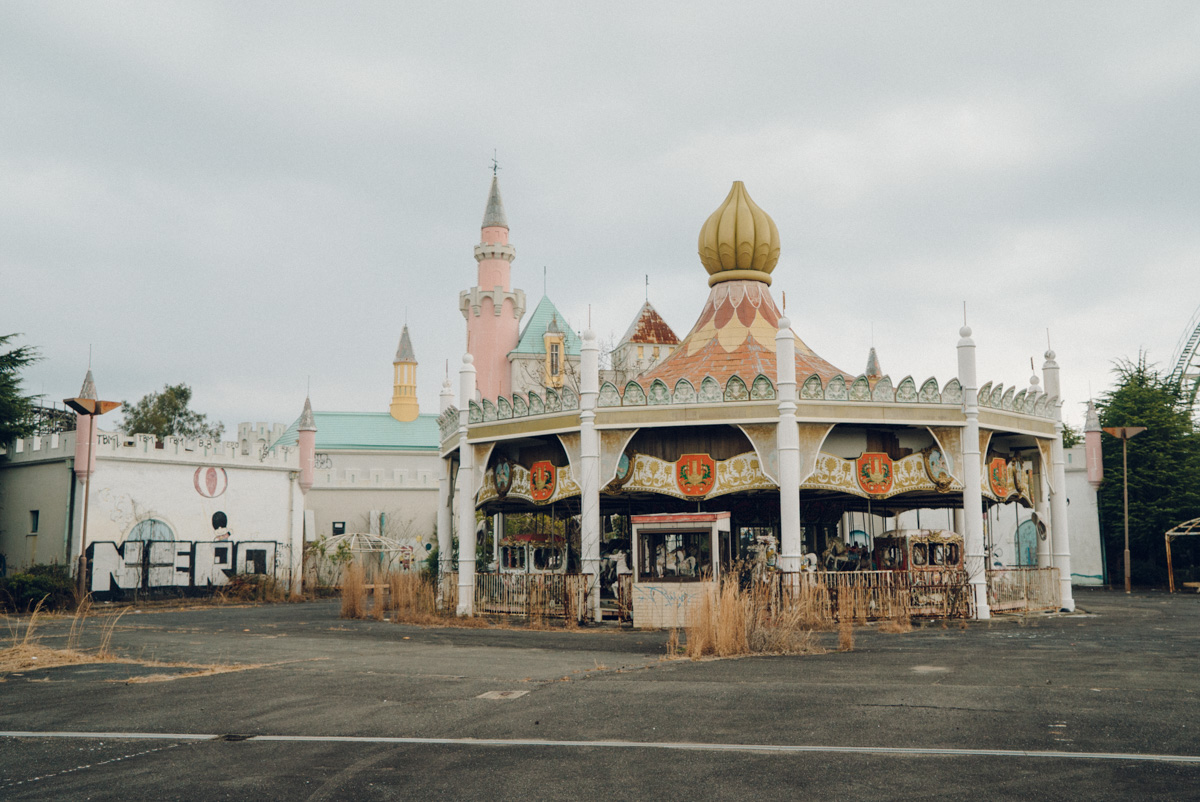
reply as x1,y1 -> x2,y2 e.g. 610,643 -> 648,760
194,467 -> 228,498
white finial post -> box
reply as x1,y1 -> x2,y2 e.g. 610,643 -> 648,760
957,324 -> 991,619
1042,348 -> 1075,611
579,327 -> 601,621
776,316 -> 801,573
456,353 -> 478,615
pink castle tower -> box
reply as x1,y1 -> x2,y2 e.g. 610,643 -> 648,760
459,175 -> 526,401
73,369 -> 99,482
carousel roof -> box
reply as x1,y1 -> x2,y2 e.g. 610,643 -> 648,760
636,182 -> 845,389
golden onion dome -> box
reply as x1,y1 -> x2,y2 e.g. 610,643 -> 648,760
697,181 -> 780,286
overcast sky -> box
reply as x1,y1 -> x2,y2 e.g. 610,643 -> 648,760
4,2 -> 1198,435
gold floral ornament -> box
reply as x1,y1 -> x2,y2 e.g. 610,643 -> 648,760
698,181 -> 781,286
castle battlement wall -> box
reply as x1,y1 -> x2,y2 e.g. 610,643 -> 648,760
1,430 -> 298,470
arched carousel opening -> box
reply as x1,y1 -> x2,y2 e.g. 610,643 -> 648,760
437,181 -> 1075,627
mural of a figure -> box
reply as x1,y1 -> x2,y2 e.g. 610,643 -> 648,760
212,511 -> 232,541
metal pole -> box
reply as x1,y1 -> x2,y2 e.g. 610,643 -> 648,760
77,414 -> 94,600
1123,437 -> 1131,595
1165,535 -> 1175,593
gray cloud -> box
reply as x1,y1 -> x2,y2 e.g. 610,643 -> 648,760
3,1 -> 1198,430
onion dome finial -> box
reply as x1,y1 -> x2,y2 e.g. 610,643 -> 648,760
697,181 -> 780,287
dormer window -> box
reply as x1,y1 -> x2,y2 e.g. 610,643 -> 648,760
550,342 -> 561,376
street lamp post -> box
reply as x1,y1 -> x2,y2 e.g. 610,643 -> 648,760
1103,426 -> 1146,594
64,395 -> 121,600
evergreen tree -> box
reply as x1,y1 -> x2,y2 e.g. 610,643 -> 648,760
121,383 -> 224,440
1096,355 -> 1200,585
0,334 -> 40,445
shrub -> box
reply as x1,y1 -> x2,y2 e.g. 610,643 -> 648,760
0,564 -> 75,612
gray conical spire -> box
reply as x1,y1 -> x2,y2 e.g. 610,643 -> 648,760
394,325 -> 416,363
79,369 -> 97,400
865,347 -> 882,379
299,396 -> 317,432
482,175 -> 508,229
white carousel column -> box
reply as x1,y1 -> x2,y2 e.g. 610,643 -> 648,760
1042,350 -> 1076,611
438,376 -> 455,579
437,457 -> 453,578
456,353 -> 477,616
776,317 -> 802,573
579,328 -> 602,621
957,326 -> 991,619
1036,456 -> 1053,568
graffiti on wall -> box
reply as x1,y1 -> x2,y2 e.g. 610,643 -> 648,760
87,539 -> 282,599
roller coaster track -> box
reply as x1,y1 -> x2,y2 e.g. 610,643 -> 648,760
1169,303 -> 1200,414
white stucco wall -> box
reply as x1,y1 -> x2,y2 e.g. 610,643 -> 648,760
1064,445 -> 1104,585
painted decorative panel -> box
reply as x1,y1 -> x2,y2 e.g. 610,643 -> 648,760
918,377 -> 941,404
497,397 -> 512,419
616,451 -> 776,500
468,401 -> 483,424
1000,386 -> 1015,411
545,388 -> 561,412
895,376 -> 918,403
825,375 -> 848,401
849,375 -> 871,401
648,379 -> 671,405
990,384 -> 1005,409
724,376 -> 750,402
942,378 -> 963,405
512,394 -> 528,417
872,376 -> 894,402
482,399 -> 497,422
623,381 -> 647,406
1033,394 -> 1048,416
699,376 -> 722,403
803,451 -> 962,499
562,387 -> 578,410
528,392 -> 544,416
673,379 -> 696,404
978,382 -> 993,407
1023,391 -> 1040,414
1012,389 -> 1026,413
800,374 -> 823,400
750,375 -> 776,400
598,382 -> 621,408
477,462 -> 582,506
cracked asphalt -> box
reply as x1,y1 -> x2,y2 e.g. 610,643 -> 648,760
1,586 -> 1197,800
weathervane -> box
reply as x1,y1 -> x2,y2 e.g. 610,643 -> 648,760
491,149 -> 500,177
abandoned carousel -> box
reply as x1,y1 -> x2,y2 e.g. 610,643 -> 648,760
435,181 -> 1075,626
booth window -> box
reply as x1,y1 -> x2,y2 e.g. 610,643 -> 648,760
533,547 -> 562,571
912,542 -> 928,566
639,531 -> 711,581
501,546 -> 526,571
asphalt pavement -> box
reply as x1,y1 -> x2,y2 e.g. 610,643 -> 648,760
1,587 -> 1197,800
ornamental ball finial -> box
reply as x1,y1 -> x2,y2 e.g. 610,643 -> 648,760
959,325 -> 972,338
698,181 -> 780,287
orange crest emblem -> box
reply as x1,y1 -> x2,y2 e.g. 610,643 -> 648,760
856,452 -> 894,495
988,457 -> 1010,498
530,461 -> 556,502
676,453 -> 716,497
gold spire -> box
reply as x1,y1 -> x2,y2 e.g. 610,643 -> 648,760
697,181 -> 780,286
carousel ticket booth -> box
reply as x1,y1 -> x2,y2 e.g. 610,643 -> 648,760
630,512 -> 729,629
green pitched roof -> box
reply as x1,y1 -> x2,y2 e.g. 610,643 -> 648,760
511,295 -> 581,357
273,411 -> 440,451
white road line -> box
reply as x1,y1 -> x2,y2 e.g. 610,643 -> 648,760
2,731 -> 1199,765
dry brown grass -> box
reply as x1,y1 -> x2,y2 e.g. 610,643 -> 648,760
877,616 -> 914,634
684,579 -> 829,659
340,562 -> 367,619
837,593 -> 855,652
